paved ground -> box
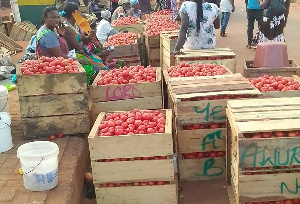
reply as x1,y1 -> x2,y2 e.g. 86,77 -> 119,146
1,1 -> 300,204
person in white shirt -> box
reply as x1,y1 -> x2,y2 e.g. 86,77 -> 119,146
220,0 -> 235,37
96,10 -> 118,44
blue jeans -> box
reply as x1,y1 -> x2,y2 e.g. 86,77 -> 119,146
221,12 -> 231,33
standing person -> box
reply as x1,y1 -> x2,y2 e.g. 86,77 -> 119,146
111,6 -> 126,21
96,10 -> 118,44
173,0 -> 219,52
257,0 -> 290,43
220,0 -> 235,37
128,0 -> 142,18
111,0 -> 119,13
139,0 -> 151,14
155,0 -> 171,11
245,0 -> 263,49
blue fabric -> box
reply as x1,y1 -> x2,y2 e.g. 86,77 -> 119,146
247,0 -> 261,9
221,12 -> 231,33
36,27 -> 59,52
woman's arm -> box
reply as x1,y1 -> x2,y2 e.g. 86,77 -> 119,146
64,26 -> 84,52
173,12 -> 189,53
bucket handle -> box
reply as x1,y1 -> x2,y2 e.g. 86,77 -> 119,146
0,96 -> 7,112
23,158 -> 44,175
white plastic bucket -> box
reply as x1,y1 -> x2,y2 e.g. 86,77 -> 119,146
17,141 -> 59,191
0,86 -> 9,113
0,112 -> 13,153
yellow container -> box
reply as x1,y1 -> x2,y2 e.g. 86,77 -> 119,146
17,0 -> 55,6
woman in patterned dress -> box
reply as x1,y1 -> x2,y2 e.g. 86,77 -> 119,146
257,0 -> 290,43
173,0 -> 220,52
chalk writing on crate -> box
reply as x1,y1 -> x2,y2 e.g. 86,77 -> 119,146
194,158 -> 225,178
194,102 -> 226,122
105,84 -> 142,101
281,178 -> 300,195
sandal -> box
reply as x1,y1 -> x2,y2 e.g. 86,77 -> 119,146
246,44 -> 251,49
220,32 -> 227,37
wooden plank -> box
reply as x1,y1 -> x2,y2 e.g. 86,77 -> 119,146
19,92 -> 88,117
177,127 -> 226,153
95,184 -> 177,204
88,110 -> 173,159
17,63 -> 87,96
109,43 -> 139,58
147,47 -> 160,60
144,33 -> 160,48
91,96 -> 163,121
92,159 -> 174,183
22,113 -> 90,138
91,68 -> 162,102
167,73 -> 242,83
243,60 -> 300,78
238,173 -> 300,202
238,137 -> 300,168
178,157 -> 226,181
0,31 -> 22,50
113,23 -> 144,34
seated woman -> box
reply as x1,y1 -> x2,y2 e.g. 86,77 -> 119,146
36,7 -> 69,58
128,0 -> 142,18
96,10 -> 118,44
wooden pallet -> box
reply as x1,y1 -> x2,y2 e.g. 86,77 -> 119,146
226,97 -> 300,203
17,62 -> 89,138
176,48 -> 237,73
167,73 -> 262,124
91,67 -> 163,122
9,21 -> 37,41
243,60 -> 300,78
160,30 -> 178,69
0,31 -> 22,55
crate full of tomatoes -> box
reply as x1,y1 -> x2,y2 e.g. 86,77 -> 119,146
227,97 -> 300,204
17,57 -> 89,138
166,73 -> 262,125
91,65 -> 163,122
104,32 -> 140,59
88,109 -> 177,204
160,30 -> 179,69
176,122 -> 227,181
247,75 -> 300,98
176,48 -> 237,73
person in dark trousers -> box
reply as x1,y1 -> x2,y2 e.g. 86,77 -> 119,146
245,0 -> 262,49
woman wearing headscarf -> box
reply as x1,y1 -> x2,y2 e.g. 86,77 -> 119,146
128,0 -> 142,18
96,10 -> 118,44
111,6 -> 126,21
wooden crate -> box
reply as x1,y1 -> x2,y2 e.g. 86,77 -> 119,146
91,67 -> 163,121
121,56 -> 141,66
95,183 -> 177,204
176,48 -> 237,73
113,23 -> 144,34
243,60 -> 300,78
9,22 -> 37,41
144,33 -> 160,48
160,30 -> 178,69
167,73 -> 262,125
107,36 -> 141,59
17,63 -> 90,138
178,154 -> 226,181
226,97 -> 300,203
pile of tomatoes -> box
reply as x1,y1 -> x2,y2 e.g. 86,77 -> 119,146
183,151 -> 226,159
152,9 -> 171,15
97,65 -> 156,86
99,181 -> 170,188
145,16 -> 179,36
98,109 -> 166,136
248,75 -> 300,92
244,130 -> 300,138
111,17 -> 139,26
97,156 -> 167,162
21,57 -> 79,75
168,63 -> 229,77
105,32 -> 138,46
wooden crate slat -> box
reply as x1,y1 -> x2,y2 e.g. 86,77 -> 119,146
22,113 -> 90,138
88,109 -> 173,159
167,73 -> 241,84
95,184 -> 177,204
178,157 -> 226,181
108,42 -> 140,58
177,127 -> 226,153
113,23 -> 144,34
17,63 -> 87,96
19,92 -> 88,117
91,68 -> 162,103
92,159 -> 174,183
